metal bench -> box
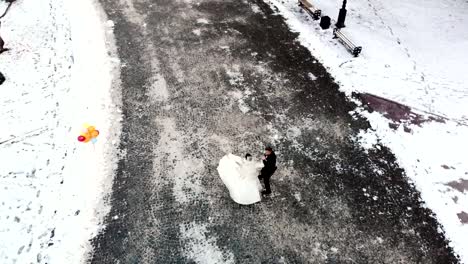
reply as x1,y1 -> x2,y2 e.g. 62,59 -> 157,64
298,0 -> 321,20
333,28 -> 362,57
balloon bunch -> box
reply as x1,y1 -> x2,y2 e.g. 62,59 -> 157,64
77,124 -> 99,144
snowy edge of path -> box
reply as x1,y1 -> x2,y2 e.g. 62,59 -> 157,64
0,0 -> 120,262
59,0 -> 122,262
263,0 -> 468,262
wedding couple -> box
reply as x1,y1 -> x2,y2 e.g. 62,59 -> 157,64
217,147 -> 277,205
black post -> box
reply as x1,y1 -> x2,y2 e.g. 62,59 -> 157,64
336,0 -> 347,28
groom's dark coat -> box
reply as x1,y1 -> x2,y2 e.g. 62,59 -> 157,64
261,151 -> 277,176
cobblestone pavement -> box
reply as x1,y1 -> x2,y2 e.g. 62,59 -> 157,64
90,0 -> 460,263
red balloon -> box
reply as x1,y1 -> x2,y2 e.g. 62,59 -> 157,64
77,135 -> 86,142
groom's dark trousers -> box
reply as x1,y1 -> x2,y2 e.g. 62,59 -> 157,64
258,167 -> 276,194
258,173 -> 272,193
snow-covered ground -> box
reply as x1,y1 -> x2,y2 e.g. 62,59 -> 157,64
0,0 -> 120,263
1,0 -> 467,262
265,0 -> 468,261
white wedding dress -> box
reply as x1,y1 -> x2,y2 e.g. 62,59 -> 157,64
217,154 -> 264,205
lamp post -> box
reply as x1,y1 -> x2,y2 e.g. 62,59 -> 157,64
336,0 -> 347,28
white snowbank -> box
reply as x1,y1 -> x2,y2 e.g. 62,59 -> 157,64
0,0 -> 120,263
264,0 -> 468,261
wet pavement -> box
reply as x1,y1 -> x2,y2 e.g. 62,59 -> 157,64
90,0 -> 460,263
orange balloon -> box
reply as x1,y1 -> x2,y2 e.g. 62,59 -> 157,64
87,126 -> 96,133
91,130 -> 100,138
83,132 -> 92,142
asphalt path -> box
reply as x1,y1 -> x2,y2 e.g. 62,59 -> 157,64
90,0 -> 459,263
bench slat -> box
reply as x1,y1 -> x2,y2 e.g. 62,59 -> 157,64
333,29 -> 362,57
299,0 -> 313,8
298,0 -> 321,20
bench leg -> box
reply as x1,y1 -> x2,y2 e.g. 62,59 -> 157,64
312,10 -> 321,20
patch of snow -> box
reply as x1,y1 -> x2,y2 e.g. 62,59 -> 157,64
287,126 -> 302,138
250,4 -> 261,14
148,75 -> 169,102
294,192 -> 301,202
196,18 -> 210,24
225,67 -> 252,113
192,28 -> 202,36
225,64 -> 244,86
180,222 -> 234,264
308,72 -> 317,81
153,118 -> 204,204
228,90 -> 243,100
227,90 -> 251,113
237,99 -> 250,113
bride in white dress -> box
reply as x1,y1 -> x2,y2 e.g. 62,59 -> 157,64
217,153 -> 264,205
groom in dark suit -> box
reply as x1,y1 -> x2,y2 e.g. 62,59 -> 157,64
259,147 -> 277,195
